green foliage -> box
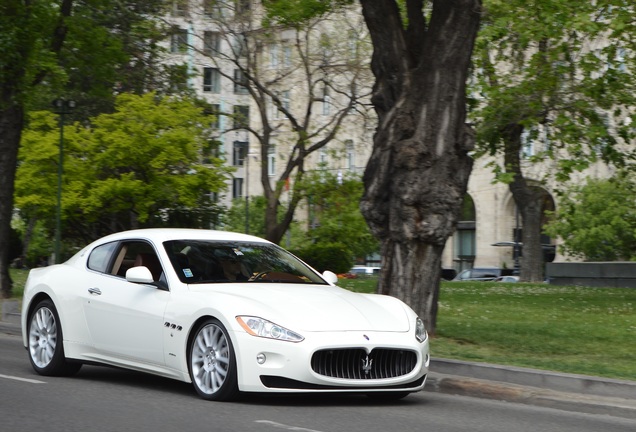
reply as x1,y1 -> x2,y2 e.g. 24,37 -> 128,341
0,0 -> 63,105
473,0 -> 636,176
544,174 -> 636,261
300,170 -> 379,259
1,0 -> 171,115
222,197 -> 268,238
11,218 -> 51,267
292,242 -> 353,274
15,92 -> 230,242
262,0 -> 354,26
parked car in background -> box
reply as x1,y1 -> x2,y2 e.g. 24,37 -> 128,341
348,266 -> 381,276
452,267 -> 514,282
495,275 -> 520,283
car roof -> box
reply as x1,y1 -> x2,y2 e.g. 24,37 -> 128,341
93,228 -> 272,246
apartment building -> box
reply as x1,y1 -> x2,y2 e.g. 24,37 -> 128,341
165,1 -> 631,273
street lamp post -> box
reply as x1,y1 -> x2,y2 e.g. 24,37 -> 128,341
245,144 -> 249,234
513,206 -> 521,275
53,98 -> 75,264
244,145 -> 258,235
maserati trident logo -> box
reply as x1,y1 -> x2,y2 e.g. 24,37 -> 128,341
361,355 -> 373,375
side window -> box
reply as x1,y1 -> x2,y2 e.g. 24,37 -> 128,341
87,242 -> 118,273
112,241 -> 164,282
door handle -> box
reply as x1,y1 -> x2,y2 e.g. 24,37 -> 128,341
88,287 -> 102,295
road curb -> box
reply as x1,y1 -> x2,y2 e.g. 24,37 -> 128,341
431,358 -> 636,400
426,373 -> 636,420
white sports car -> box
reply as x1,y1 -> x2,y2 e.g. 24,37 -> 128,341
21,229 -> 430,401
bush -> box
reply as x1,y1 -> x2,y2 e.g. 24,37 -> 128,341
292,243 -> 353,274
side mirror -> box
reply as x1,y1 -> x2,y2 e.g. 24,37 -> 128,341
126,266 -> 155,284
322,270 -> 338,285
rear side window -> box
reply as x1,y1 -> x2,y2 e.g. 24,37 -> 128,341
87,242 -> 118,273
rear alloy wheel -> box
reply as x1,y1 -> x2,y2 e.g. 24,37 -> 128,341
27,299 -> 81,376
188,319 -> 239,401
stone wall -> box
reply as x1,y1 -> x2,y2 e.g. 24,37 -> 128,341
546,262 -> 636,288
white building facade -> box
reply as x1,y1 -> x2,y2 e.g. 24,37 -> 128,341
165,1 -> 629,274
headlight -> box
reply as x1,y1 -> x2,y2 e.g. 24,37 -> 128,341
415,317 -> 428,343
236,316 -> 304,342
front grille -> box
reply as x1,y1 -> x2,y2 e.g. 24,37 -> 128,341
311,348 -> 417,379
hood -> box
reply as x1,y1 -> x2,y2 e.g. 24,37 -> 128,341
190,283 -> 411,332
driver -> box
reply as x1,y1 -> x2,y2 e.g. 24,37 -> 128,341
219,255 -> 249,281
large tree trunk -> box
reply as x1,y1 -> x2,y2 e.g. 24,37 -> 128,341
503,123 -> 549,282
359,0 -> 481,334
0,103 -> 24,298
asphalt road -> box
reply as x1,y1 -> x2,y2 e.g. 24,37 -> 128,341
1,333 -> 634,432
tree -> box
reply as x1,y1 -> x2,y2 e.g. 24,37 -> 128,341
222,196 -> 269,238
357,0 -> 481,334
0,0 -> 171,297
15,92 -> 230,251
300,169 -> 378,260
264,0 -> 481,333
188,1 -> 374,244
471,0 -> 636,281
545,174 -> 636,261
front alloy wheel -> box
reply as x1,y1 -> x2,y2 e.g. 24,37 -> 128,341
189,319 -> 239,401
28,299 -> 81,376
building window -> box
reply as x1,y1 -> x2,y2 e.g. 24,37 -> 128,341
269,96 -> 279,120
268,146 -> 275,176
233,105 -> 249,129
454,194 -> 476,271
283,43 -> 292,67
233,34 -> 248,57
322,88 -> 331,115
233,141 -> 247,166
319,148 -> 328,165
345,140 -> 355,171
232,178 -> 244,199
206,103 -> 221,129
170,27 -> 188,53
235,0 -> 251,15
202,139 -> 221,165
171,0 -> 188,17
281,90 -> 290,112
203,67 -> 221,93
203,31 -> 221,57
203,0 -> 222,18
234,69 -> 249,94
348,30 -> 358,60
270,43 -> 279,68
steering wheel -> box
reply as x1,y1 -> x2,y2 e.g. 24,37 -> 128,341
249,270 -> 272,281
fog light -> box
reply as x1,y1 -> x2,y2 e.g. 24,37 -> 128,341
256,353 -> 266,364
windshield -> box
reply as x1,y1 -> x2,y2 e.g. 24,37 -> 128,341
163,240 -> 328,285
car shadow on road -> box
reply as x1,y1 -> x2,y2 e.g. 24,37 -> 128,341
72,364 -> 194,397
71,365 -> 429,407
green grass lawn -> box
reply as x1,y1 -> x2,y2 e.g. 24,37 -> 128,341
340,277 -> 635,382
7,269 -> 635,381
8,268 -> 27,299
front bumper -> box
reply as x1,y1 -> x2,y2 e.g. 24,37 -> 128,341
232,329 -> 430,393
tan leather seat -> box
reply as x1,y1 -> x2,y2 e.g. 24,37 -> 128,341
134,253 -> 163,281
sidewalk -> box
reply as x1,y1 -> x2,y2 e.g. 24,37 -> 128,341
2,317 -> 635,419
427,359 -> 636,420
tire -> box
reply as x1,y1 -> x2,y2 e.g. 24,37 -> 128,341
27,299 -> 82,376
188,318 -> 239,401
